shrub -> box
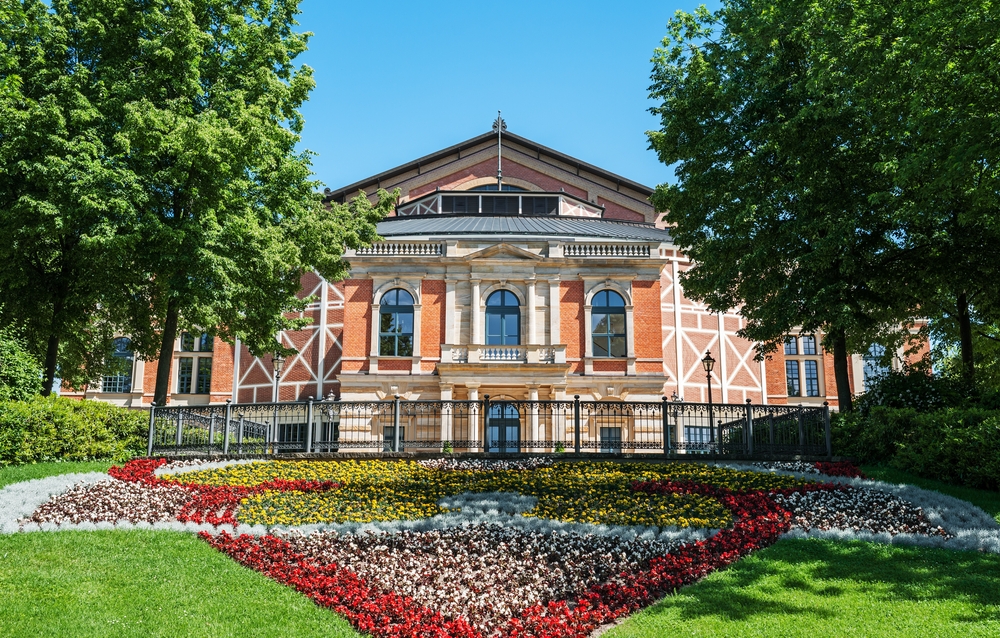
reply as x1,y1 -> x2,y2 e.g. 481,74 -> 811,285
831,407 -> 920,464
0,396 -> 146,466
891,408 -> 1000,491
0,326 -> 42,402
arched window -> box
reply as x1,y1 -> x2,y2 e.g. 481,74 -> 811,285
592,290 -> 626,357
102,337 -> 134,393
379,289 -> 414,356
485,290 -> 520,345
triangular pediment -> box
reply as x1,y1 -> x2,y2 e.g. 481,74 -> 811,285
465,243 -> 543,261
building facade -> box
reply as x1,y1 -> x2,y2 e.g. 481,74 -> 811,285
67,131 -> 921,409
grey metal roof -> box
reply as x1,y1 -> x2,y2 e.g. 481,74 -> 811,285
377,215 -> 673,242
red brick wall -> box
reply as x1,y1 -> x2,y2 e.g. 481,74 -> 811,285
209,337 -> 233,403
561,281 -> 585,374
421,280 -> 445,372
598,197 -> 645,222
632,280 -> 662,373
409,159 -> 588,200
378,359 -> 411,371
341,279 -> 372,373
593,360 -> 627,373
765,352 -> 788,404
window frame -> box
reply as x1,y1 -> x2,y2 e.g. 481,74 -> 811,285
591,290 -> 627,358
174,331 -> 214,395
378,288 -> 415,357
101,337 -> 135,394
485,290 -> 521,346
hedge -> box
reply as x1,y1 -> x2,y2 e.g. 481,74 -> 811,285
834,407 -> 1000,491
0,396 -> 147,466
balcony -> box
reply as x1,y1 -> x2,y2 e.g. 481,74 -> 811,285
396,190 -> 603,218
440,344 -> 567,364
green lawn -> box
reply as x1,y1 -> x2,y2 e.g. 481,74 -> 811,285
0,461 -> 115,488
862,464 -> 1000,524
2,462 -> 999,637
0,530 -> 360,638
605,538 -> 1000,637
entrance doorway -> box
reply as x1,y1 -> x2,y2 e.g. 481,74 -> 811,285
487,402 -> 520,452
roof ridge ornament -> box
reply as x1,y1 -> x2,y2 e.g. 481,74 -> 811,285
492,111 -> 507,190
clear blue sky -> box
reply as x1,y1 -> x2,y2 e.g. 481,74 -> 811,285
294,1 -> 719,191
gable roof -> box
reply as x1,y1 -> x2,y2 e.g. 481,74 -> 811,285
324,131 -> 654,205
376,214 -> 672,243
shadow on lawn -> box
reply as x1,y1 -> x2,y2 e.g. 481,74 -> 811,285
642,538 -> 1000,624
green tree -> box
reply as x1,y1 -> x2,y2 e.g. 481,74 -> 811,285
2,0 -> 392,404
75,0 -> 394,404
0,0 -> 137,394
865,1 -> 1000,382
647,2 -> 922,410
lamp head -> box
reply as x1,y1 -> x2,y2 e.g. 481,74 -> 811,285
701,350 -> 715,373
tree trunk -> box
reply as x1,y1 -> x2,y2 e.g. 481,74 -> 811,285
153,299 -> 180,405
956,292 -> 975,381
40,295 -> 65,397
831,326 -> 854,413
40,332 -> 60,397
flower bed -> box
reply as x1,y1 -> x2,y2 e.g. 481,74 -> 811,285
6,456 -> 999,637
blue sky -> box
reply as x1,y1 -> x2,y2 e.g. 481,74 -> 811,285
294,1 -> 719,192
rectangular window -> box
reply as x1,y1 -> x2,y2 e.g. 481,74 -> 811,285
196,358 -> 212,394
180,332 -> 195,352
804,360 -> 820,397
599,427 -> 622,453
177,357 -> 193,393
786,360 -> 801,396
199,333 -> 214,352
382,426 -> 405,452
783,336 -> 798,355
801,335 -> 817,355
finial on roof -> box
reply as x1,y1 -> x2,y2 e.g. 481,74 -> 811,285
493,111 -> 507,190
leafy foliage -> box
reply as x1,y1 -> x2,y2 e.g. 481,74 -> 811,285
834,406 -> 1000,491
0,325 -> 42,402
0,396 -> 146,466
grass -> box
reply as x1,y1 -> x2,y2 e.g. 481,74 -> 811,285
861,464 -> 1000,524
2,461 -> 1000,637
0,530 -> 361,638
605,538 -> 1000,637
0,460 -> 114,488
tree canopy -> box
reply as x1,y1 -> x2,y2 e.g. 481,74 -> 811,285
648,0 -> 999,407
0,0 -> 393,402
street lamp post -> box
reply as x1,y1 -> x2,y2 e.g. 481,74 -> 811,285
272,352 -> 285,403
702,351 -> 716,445
270,352 -> 284,454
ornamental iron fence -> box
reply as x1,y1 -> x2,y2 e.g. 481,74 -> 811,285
147,396 -> 832,458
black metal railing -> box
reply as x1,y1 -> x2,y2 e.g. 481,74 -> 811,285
147,396 -> 832,458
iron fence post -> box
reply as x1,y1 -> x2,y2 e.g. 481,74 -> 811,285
797,406 -> 805,450
823,401 -> 832,458
483,395 -> 491,452
237,413 -> 245,455
661,397 -> 670,454
146,402 -> 156,457
175,408 -> 182,448
573,395 -> 581,454
208,413 -> 217,454
768,411 -> 775,446
223,400 -> 232,455
305,397 -> 314,454
392,394 -> 401,453
745,399 -> 754,457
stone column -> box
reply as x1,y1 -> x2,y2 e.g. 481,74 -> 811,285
527,277 -> 537,345
440,383 -> 453,447
471,279 -> 482,345
528,384 -> 539,446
